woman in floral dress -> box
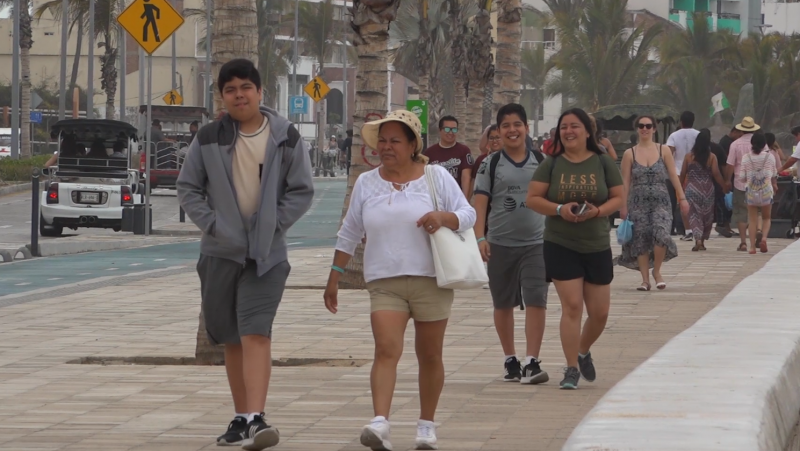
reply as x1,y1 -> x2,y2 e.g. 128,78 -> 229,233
618,115 -> 689,291
680,129 -> 726,251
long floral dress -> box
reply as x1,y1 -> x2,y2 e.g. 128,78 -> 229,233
617,148 -> 678,269
684,160 -> 716,240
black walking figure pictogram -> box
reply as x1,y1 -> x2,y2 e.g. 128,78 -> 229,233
168,91 -> 177,105
312,80 -> 321,98
141,0 -> 161,43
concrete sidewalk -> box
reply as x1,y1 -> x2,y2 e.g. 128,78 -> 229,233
0,236 -> 789,450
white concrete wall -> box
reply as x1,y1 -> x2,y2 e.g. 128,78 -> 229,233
762,2 -> 800,35
564,239 -> 800,451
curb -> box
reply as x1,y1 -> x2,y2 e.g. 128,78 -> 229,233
0,246 -> 34,263
36,238 -> 198,257
150,228 -> 202,237
0,182 -> 32,196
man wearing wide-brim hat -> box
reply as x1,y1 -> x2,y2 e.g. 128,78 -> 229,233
723,117 -> 780,251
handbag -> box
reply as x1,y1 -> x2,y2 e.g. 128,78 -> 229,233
617,219 -> 634,245
424,165 -> 489,289
745,154 -> 773,206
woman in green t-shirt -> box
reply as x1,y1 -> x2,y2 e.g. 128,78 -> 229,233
526,108 -> 624,390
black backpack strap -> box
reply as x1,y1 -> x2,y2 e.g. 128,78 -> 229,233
285,124 -> 301,149
488,151 -> 502,196
533,149 -> 545,164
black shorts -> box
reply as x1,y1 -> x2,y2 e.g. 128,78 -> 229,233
543,241 -> 613,286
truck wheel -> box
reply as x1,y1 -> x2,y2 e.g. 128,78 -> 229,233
39,214 -> 63,237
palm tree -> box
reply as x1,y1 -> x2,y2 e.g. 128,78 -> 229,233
337,0 -> 402,288
544,0 -> 662,111
295,0 -> 336,151
520,43 -> 547,137
654,11 -> 738,127
448,0 -> 469,129
35,0 -> 121,119
464,0 -> 494,151
211,0 -> 258,112
2,0 -> 34,157
493,0 -> 521,110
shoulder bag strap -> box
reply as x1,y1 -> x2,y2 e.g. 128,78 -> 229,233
424,165 -> 441,212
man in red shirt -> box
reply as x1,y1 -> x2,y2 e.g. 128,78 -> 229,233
541,127 -> 557,155
424,115 -> 474,198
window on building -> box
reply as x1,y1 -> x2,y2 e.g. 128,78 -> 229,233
543,28 -> 556,46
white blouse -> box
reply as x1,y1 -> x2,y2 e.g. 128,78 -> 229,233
335,164 -> 477,283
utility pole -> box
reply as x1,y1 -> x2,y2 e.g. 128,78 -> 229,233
88,0 -> 95,118
292,0 -> 299,122
171,0 -> 177,99
139,46 -> 145,130
342,0 -> 348,131
58,0 -> 68,121
11,0 -> 20,159
206,0 -> 213,118
119,0 -> 126,121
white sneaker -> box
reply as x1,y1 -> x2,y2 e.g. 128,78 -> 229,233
360,417 -> 392,451
415,420 -> 438,450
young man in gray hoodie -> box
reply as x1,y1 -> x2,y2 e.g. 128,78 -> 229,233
177,59 -> 314,450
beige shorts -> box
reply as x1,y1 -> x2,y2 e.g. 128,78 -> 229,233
366,276 -> 454,322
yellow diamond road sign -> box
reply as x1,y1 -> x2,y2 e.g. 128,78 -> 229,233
163,89 -> 183,105
118,0 -> 185,55
304,76 -> 330,102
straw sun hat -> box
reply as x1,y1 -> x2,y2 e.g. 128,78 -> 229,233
361,110 -> 425,155
735,117 -> 761,132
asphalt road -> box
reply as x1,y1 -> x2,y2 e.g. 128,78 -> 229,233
0,188 -> 184,249
0,179 -> 346,297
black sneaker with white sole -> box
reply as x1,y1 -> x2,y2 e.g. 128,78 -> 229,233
520,358 -> 549,385
503,356 -> 522,382
241,414 -> 280,451
578,352 -> 596,382
217,417 -> 247,446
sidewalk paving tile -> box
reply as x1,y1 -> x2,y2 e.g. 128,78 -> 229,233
0,235 -> 790,450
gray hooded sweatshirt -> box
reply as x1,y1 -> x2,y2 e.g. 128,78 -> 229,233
177,106 -> 314,276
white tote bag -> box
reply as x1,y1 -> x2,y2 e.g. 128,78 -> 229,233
424,165 -> 489,290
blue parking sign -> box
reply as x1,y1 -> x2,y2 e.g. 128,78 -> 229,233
30,111 -> 42,124
290,96 -> 308,115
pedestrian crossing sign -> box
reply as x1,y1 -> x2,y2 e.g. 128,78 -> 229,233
117,0 -> 185,55
163,89 -> 183,105
304,76 -> 330,102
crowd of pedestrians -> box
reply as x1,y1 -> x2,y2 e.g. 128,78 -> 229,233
176,58 -> 797,451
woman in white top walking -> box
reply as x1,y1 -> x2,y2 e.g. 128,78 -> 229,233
324,110 -> 476,451
738,132 -> 778,254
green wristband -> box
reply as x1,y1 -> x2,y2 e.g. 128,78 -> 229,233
331,265 -> 345,274
477,237 -> 486,243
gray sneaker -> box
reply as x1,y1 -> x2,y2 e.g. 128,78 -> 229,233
560,367 -> 580,390
578,352 -> 596,382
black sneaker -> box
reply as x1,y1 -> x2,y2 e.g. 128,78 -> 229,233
503,356 -> 522,382
520,358 -> 549,385
560,366 -> 580,390
216,417 -> 247,446
241,414 -> 280,451
578,352 -> 596,382
680,232 -> 694,241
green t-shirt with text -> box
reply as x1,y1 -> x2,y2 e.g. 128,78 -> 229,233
531,153 -> 623,253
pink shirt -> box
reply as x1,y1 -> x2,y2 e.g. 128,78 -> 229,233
726,135 -> 779,191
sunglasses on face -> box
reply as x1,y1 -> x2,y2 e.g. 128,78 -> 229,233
442,127 -> 458,133
637,123 -> 654,130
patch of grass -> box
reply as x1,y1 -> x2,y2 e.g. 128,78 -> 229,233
0,155 -> 51,182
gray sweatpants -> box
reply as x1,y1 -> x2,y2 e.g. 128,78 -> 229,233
197,255 -> 291,345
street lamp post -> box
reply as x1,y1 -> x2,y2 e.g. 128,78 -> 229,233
292,0 -> 298,123
11,0 -> 20,159
59,0 -> 68,121
88,0 -> 95,118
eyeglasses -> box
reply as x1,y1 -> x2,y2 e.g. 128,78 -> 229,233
637,123 -> 654,130
488,136 -> 501,141
442,127 -> 458,133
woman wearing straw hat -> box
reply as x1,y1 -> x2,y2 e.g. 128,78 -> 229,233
323,110 -> 476,450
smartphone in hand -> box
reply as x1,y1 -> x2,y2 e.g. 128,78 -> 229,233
571,203 -> 588,216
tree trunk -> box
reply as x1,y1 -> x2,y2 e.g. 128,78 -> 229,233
494,0 -> 521,110
101,32 -> 118,120
20,0 -> 33,158
340,0 -> 399,288
195,307 -> 225,365
70,21 -> 83,93
453,79 -> 467,142
211,0 -> 258,113
465,81 -> 484,155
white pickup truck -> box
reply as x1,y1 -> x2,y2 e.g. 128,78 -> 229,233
40,119 -> 145,237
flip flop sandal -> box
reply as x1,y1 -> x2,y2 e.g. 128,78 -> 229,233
760,240 -> 768,253
692,245 -> 700,252
756,230 -> 763,248
737,243 -> 748,252
699,244 -> 707,251
637,282 -> 651,292
656,282 -> 667,290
